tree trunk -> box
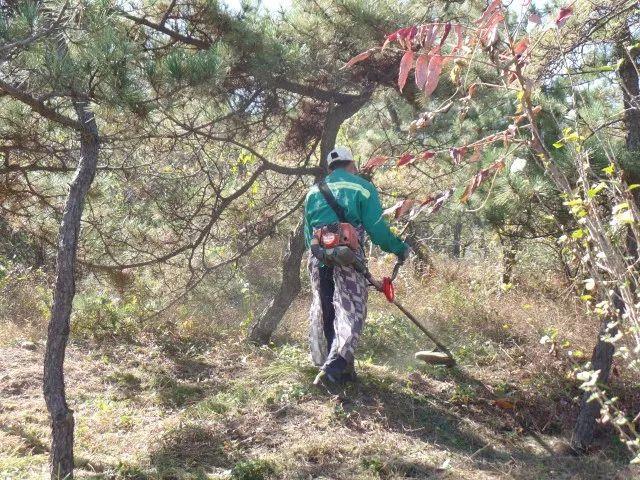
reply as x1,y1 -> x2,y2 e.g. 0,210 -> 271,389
617,28 -> 640,258
405,224 -> 432,276
247,93 -> 371,345
451,218 -> 462,258
571,289 -> 623,453
43,102 -> 99,480
248,221 -> 305,344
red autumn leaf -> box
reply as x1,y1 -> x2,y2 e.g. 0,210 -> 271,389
440,22 -> 452,46
397,153 -> 415,166
460,170 -> 486,203
398,26 -> 412,39
513,37 -> 529,55
420,150 -> 436,160
362,156 -> 388,171
555,6 -> 573,28
528,13 -> 542,24
475,0 -> 502,27
415,54 -> 429,89
481,12 -> 504,46
452,24 -> 464,54
423,24 -> 439,52
383,30 -> 400,51
449,146 -> 467,164
423,188 -> 454,215
398,50 -> 414,92
383,200 -> 404,217
396,199 -> 415,218
341,49 -> 374,70
423,53 -> 443,97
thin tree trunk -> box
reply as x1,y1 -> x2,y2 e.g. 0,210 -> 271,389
571,289 -> 623,452
405,224 -> 432,276
248,221 -> 305,344
248,93 -> 371,344
451,218 -> 462,258
617,31 -> 640,258
43,102 -> 99,480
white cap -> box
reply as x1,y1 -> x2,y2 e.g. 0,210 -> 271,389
327,146 -> 354,167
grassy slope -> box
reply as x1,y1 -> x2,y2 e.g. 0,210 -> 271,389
1,258 -> 638,480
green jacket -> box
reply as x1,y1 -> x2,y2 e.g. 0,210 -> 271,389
304,168 -> 408,256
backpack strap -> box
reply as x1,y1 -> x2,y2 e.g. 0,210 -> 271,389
318,179 -> 348,223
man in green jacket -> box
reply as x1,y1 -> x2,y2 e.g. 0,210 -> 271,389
304,146 -> 409,384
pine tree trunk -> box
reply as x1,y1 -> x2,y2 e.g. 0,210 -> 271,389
451,219 -> 462,258
248,221 -> 305,344
571,289 -> 623,453
43,103 -> 99,480
617,31 -> 640,258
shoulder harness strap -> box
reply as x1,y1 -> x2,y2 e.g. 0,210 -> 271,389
318,179 -> 348,223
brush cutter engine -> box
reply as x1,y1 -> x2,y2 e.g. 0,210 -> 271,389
310,223 -> 365,269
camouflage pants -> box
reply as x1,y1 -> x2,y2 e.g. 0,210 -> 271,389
308,253 -> 368,377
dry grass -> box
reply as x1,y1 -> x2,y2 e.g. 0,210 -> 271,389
1,255 -> 638,479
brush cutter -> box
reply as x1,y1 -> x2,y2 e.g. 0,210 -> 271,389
311,244 -> 455,368
360,260 -> 456,367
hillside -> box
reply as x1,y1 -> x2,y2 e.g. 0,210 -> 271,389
1,258 -> 638,480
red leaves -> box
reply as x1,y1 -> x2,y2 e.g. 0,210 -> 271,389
396,199 -> 415,218
513,37 -> 529,55
449,146 -> 467,164
397,153 -> 415,166
423,53 -> 444,97
475,0 -> 502,26
384,199 -> 414,218
341,48 -> 376,70
362,156 -> 388,171
384,25 -> 418,50
398,50 -> 414,92
415,54 -> 429,89
555,6 -> 573,28
440,22 -> 452,46
385,22 -> 468,96
421,150 -> 436,160
460,159 -> 505,203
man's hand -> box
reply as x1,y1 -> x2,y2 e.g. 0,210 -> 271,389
396,245 -> 410,264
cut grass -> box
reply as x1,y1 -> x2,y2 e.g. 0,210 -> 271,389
1,256 -> 637,479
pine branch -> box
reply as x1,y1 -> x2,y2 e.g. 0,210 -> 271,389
0,79 -> 83,131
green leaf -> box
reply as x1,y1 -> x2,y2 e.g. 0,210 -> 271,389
602,164 -> 615,175
612,202 -> 629,214
588,182 -> 606,198
553,140 -> 564,149
571,229 -> 584,239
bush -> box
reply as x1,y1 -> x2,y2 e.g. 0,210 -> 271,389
71,291 -> 142,341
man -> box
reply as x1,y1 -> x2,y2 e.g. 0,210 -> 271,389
304,146 -> 409,384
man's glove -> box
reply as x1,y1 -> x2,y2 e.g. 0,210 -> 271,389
396,245 -> 410,264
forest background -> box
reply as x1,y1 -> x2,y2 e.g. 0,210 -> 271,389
1,0 -> 640,478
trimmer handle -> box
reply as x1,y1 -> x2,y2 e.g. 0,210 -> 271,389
390,260 -> 402,282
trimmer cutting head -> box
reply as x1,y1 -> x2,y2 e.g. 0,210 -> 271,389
415,350 -> 456,367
